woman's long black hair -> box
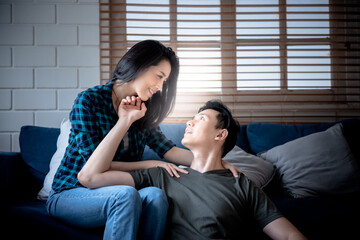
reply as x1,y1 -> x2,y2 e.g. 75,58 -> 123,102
109,40 -> 179,129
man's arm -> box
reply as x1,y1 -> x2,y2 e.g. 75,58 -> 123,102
263,217 -> 307,240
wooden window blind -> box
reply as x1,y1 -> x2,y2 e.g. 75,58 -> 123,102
100,0 -> 360,124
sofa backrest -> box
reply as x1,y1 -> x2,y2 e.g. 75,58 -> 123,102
19,118 -> 359,185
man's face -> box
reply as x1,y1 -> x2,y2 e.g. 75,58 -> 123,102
181,109 -> 221,149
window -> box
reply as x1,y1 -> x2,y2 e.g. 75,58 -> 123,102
100,0 -> 360,123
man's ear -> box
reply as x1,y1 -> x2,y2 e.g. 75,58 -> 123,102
215,129 -> 228,141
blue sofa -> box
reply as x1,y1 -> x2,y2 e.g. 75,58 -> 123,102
1,119 -> 360,239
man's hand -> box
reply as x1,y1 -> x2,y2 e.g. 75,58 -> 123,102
118,96 -> 147,123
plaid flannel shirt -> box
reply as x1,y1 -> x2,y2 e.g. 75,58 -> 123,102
52,83 -> 175,193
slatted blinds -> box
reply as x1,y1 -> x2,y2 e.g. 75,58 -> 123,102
100,0 -> 360,123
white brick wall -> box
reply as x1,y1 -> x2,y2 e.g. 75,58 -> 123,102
0,0 -> 100,152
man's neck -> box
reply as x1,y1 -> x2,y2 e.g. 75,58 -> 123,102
190,149 -> 225,173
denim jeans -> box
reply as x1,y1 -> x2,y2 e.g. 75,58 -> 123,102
47,186 -> 168,240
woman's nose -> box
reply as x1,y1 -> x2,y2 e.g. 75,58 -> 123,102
157,80 -> 164,91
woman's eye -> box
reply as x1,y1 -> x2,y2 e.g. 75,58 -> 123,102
158,75 -> 163,79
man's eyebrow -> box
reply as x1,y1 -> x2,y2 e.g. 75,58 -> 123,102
196,113 -> 209,119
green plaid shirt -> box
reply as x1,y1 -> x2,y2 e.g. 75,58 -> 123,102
52,83 -> 175,193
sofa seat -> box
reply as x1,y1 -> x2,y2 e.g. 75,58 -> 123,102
272,191 -> 360,239
4,199 -> 103,240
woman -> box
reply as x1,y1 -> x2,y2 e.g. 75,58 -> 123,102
47,40 -> 239,240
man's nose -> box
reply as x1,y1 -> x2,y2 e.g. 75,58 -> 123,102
187,120 -> 194,127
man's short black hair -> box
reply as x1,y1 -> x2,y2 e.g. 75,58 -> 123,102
199,100 -> 239,158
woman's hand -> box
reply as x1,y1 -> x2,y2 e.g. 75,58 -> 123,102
118,96 -> 147,123
222,160 -> 241,178
155,161 -> 189,178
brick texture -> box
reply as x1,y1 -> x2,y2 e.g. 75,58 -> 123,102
0,1 -> 100,152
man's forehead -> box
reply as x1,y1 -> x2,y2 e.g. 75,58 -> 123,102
196,109 -> 219,118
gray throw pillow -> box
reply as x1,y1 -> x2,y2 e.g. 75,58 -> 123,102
259,123 -> 360,198
223,145 -> 275,188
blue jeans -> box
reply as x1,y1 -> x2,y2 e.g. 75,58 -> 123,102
47,186 -> 168,240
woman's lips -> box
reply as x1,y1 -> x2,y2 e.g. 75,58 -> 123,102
148,88 -> 154,98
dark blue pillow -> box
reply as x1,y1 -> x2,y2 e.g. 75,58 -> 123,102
236,124 -> 250,153
19,126 -> 60,186
247,119 -> 359,154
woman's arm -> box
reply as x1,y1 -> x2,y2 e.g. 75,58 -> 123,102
163,146 -> 193,166
263,217 -> 307,240
78,97 -> 146,188
110,160 -> 188,178
78,96 -> 188,188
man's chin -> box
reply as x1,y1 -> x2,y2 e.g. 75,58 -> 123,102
181,138 -> 189,148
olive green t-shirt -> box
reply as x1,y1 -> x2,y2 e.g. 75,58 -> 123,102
130,167 -> 282,240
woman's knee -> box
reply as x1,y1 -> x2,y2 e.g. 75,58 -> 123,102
107,186 -> 142,212
113,186 -> 141,202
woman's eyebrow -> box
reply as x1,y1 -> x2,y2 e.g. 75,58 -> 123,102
159,71 -> 166,78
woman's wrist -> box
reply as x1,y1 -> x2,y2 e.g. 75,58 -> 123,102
115,116 -> 133,130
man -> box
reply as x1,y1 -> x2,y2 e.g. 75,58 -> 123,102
79,100 -> 307,240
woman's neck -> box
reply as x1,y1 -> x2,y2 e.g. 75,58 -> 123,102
111,82 -> 136,112
113,82 -> 136,100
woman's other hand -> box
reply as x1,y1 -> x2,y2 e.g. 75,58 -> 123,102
222,160 -> 241,178
155,161 -> 189,178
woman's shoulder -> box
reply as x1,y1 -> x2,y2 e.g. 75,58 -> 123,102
76,83 -> 111,103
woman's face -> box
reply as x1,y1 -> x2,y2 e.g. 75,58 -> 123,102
133,59 -> 171,101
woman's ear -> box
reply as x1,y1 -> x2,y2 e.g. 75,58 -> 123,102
215,129 -> 228,141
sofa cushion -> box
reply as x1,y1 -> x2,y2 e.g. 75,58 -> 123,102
340,118 -> 360,162
223,145 -> 275,188
20,126 -> 60,187
247,121 -> 335,154
236,124 -> 251,153
259,123 -> 360,198
38,119 -> 71,200
247,118 -> 359,155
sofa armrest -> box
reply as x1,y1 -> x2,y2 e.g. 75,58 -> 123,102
0,152 -> 38,206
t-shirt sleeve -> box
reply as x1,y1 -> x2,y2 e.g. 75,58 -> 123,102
129,167 -> 164,190
145,126 -> 176,158
242,176 -> 283,229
